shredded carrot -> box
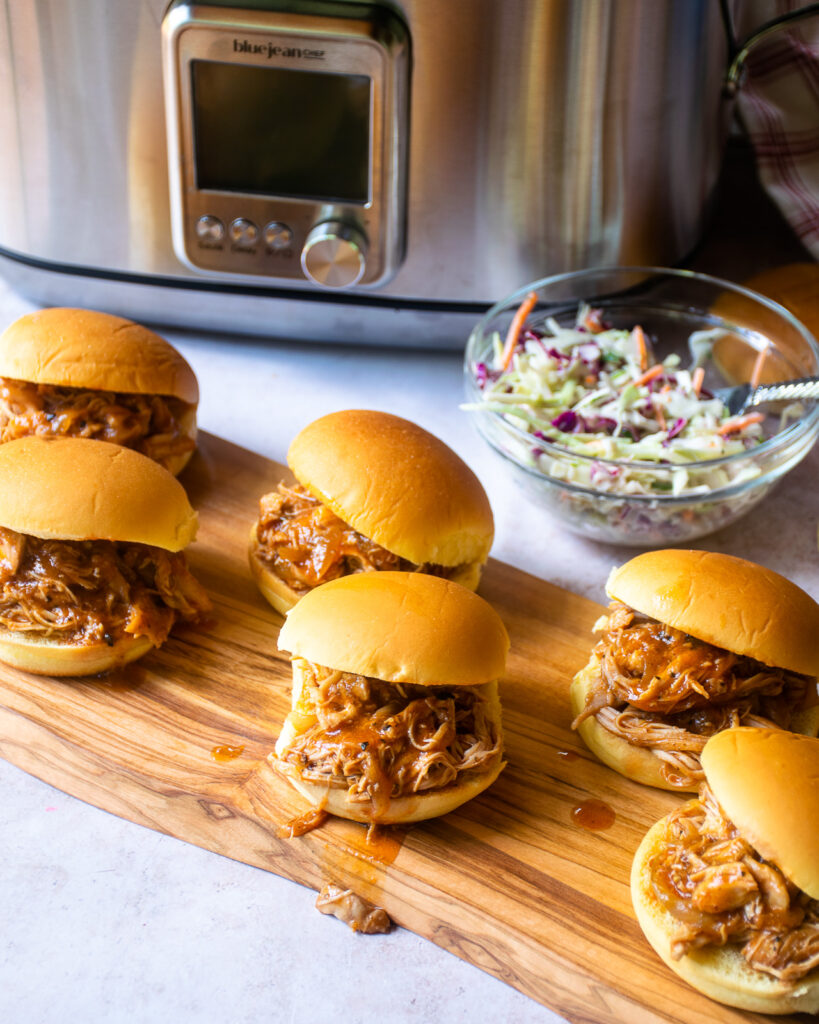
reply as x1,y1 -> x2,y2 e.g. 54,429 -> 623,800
654,401 -> 667,431
582,308 -> 606,334
692,366 -> 705,395
500,290 -> 538,371
633,363 -> 664,388
717,412 -> 765,435
750,345 -> 770,389
632,325 -> 649,372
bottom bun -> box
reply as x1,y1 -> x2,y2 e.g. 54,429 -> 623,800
273,674 -> 505,824
248,524 -> 485,618
159,407 -> 197,477
631,816 -> 819,1014
0,629 -> 155,677
570,656 -> 819,793
162,446 -> 195,478
279,751 -> 506,825
248,531 -> 300,616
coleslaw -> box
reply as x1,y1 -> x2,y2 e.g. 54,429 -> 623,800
466,302 -> 773,498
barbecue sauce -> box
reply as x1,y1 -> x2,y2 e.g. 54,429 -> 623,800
211,744 -> 245,762
571,798 -> 615,831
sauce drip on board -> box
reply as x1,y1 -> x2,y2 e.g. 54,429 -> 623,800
211,744 -> 245,762
278,807 -> 329,839
571,798 -> 615,831
361,823 -> 405,866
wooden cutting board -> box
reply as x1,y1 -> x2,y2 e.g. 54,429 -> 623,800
0,432 -> 792,1024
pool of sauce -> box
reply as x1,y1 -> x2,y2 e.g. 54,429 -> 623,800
211,744 -> 245,762
571,798 -> 616,831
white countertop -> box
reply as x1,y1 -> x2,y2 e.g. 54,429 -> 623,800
1,268 -> 818,1024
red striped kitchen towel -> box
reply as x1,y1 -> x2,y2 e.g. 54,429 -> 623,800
735,1 -> 819,257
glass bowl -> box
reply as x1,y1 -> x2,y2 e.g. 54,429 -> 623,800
463,266 -> 819,545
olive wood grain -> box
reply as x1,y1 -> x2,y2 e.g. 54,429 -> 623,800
0,433 -> 789,1023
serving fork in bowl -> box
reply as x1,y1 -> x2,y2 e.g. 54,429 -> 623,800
715,376 -> 819,415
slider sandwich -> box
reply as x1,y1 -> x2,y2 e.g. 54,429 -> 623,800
0,307 -> 198,474
632,728 -> 819,1014
0,436 -> 211,675
271,571 -> 508,824
571,549 -> 819,791
249,409 -> 494,614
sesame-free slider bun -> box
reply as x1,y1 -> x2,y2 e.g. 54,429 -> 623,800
0,307 -> 199,403
274,572 -> 508,823
287,409 -> 494,571
570,549 -> 819,792
0,436 -> 198,551
701,728 -> 819,901
0,438 -> 204,675
0,307 -> 198,475
278,570 -> 509,687
606,548 -> 819,677
631,729 -> 819,1014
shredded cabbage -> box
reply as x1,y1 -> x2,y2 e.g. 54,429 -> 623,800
466,304 -> 766,498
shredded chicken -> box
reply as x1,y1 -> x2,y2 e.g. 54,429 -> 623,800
0,376 -> 195,472
0,526 -> 211,647
649,786 -> 819,982
272,659 -> 501,819
252,482 -> 454,593
315,884 -> 392,933
276,807 -> 329,839
573,602 -> 816,787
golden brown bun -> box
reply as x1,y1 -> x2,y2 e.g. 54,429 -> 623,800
0,307 -> 199,404
0,630 -> 155,677
278,571 -> 509,687
571,656 -> 819,792
287,410 -> 494,569
274,659 -> 505,823
607,549 -> 819,677
702,728 -> 819,900
632,815 -> 819,1014
0,437 -> 198,551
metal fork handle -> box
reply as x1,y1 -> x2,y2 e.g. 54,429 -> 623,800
747,376 -> 819,407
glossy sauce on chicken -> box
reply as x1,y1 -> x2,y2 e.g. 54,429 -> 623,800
650,786 -> 819,982
573,602 -> 815,788
253,482 -> 453,593
0,526 -> 211,646
0,377 -> 195,472
273,659 -> 502,819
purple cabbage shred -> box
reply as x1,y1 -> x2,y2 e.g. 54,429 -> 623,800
665,417 -> 687,441
551,410 -> 584,433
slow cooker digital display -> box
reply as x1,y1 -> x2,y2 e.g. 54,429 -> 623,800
191,60 -> 371,203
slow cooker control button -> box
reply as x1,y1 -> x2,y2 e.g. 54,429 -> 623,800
195,215 -> 225,242
229,218 -> 259,246
300,221 -> 367,288
264,222 -> 293,251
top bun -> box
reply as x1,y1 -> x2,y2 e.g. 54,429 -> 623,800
606,549 -> 819,677
0,307 -> 199,404
0,436 -> 198,550
702,728 -> 819,900
278,571 -> 509,686
287,410 -> 493,567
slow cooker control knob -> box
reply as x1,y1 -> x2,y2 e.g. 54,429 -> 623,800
300,221 -> 367,288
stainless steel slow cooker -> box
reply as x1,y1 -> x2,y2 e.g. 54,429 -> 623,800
0,1 -> 738,345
